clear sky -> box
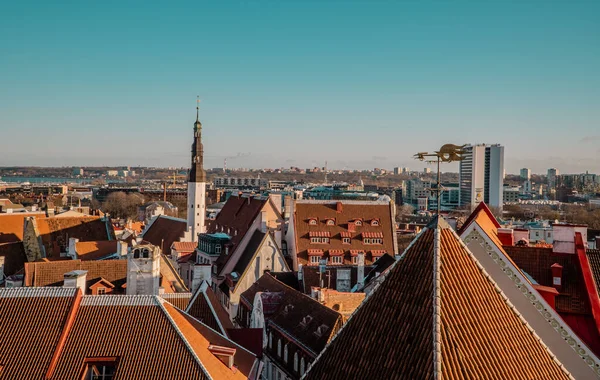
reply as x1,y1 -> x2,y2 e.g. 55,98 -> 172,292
1,1 -> 599,174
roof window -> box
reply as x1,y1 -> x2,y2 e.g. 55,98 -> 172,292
82,357 -> 119,380
300,315 -> 313,328
314,324 -> 329,337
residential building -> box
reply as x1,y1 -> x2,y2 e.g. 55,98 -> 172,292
286,200 -> 397,269
520,168 -> 531,181
238,273 -> 343,380
304,214 -> 597,379
138,201 -> 178,224
0,287 -> 259,379
423,167 -> 431,174
548,168 -> 559,189
187,103 -> 207,241
403,178 -> 431,204
214,177 -> 268,189
459,143 -> 504,209
459,203 -> 600,374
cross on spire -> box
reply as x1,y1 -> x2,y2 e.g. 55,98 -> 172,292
196,95 -> 200,122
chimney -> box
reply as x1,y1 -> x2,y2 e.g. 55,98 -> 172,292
497,228 -> 514,246
208,345 -> 236,369
191,264 -> 212,292
357,252 -> 365,286
336,201 -> 343,213
64,270 -> 88,294
284,195 -> 293,220
551,263 -> 563,291
513,229 -> 529,246
552,224 -> 587,254
67,238 -> 79,259
260,210 -> 268,233
0,256 -> 5,281
117,241 -> 128,257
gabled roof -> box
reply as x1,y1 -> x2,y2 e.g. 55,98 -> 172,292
141,215 -> 188,253
172,241 -> 198,253
34,216 -> 115,257
0,288 -> 257,380
241,273 -> 343,357
294,200 -> 395,266
208,195 -> 270,270
305,217 -> 571,379
187,281 -> 234,336
457,201 -> 500,235
232,230 -> 267,277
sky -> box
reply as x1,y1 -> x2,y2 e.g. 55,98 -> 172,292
1,1 -> 599,174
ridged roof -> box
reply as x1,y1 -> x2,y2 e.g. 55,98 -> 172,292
305,217 -> 571,380
0,288 -> 256,380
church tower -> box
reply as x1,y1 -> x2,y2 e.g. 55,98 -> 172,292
187,97 -> 207,241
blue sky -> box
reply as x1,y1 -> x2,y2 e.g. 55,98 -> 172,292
1,1 -> 599,174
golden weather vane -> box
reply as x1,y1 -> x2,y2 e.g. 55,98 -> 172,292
413,144 -> 467,215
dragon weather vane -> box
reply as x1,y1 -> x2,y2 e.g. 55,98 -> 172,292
413,144 -> 467,214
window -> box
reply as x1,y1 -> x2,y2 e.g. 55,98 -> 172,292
215,245 -> 221,254
97,287 -> 106,295
300,357 -> 305,375
310,256 -> 320,265
322,237 -> 330,244
310,237 -> 320,244
342,237 -> 351,244
326,219 -> 335,226
355,220 -> 362,226
371,219 -> 379,226
373,238 -> 383,245
352,256 -> 358,264
277,339 -> 282,357
82,358 -> 118,380
283,344 -> 288,363
364,238 -> 371,244
294,352 -> 299,372
269,332 -> 273,349
330,256 -> 343,265
309,219 -> 317,225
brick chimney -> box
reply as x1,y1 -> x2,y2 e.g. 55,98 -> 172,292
551,263 -> 563,292
497,228 -> 514,246
336,201 -> 343,213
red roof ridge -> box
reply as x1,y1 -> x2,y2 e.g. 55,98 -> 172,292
45,288 -> 82,380
458,202 -> 500,235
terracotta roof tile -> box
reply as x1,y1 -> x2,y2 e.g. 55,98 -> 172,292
294,201 -> 395,266
587,249 -> 600,296
35,216 -> 115,257
142,215 -> 188,254
305,218 -> 571,379
160,292 -> 192,310
0,213 -> 44,243
172,241 -> 198,253
25,259 -> 127,289
75,241 -> 118,260
187,282 -> 234,336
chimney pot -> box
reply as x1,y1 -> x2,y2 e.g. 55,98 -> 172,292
550,263 -> 563,291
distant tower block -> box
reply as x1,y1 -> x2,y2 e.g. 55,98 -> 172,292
187,97 -> 207,241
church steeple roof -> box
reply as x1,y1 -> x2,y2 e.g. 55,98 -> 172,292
189,96 -> 206,183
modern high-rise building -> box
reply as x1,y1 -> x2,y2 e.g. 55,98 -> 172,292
548,168 -> 559,189
459,144 -> 504,209
520,168 -> 531,181
187,101 -> 207,241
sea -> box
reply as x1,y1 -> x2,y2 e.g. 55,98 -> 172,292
0,177 -> 124,185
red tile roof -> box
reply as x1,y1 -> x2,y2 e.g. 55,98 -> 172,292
75,241 -> 118,260
172,241 -> 198,253
0,288 -> 257,380
305,217 -> 571,379
294,201 -> 395,266
187,281 -> 234,336
142,215 -> 188,254
240,273 -> 343,357
0,213 -> 44,243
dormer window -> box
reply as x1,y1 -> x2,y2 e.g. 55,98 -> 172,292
355,220 -> 362,226
308,218 -> 318,226
82,357 -> 118,380
325,219 -> 335,226
371,219 -> 380,226
300,315 -> 313,328
342,237 -> 351,244
314,324 -> 329,337
215,244 -> 221,254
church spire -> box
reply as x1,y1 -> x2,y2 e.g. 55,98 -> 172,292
189,96 -> 206,183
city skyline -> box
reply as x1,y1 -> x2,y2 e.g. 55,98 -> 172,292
1,2 -> 599,173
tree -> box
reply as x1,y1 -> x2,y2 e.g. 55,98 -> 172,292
102,192 -> 145,220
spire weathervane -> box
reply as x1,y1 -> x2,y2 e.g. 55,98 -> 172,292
196,95 -> 200,122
